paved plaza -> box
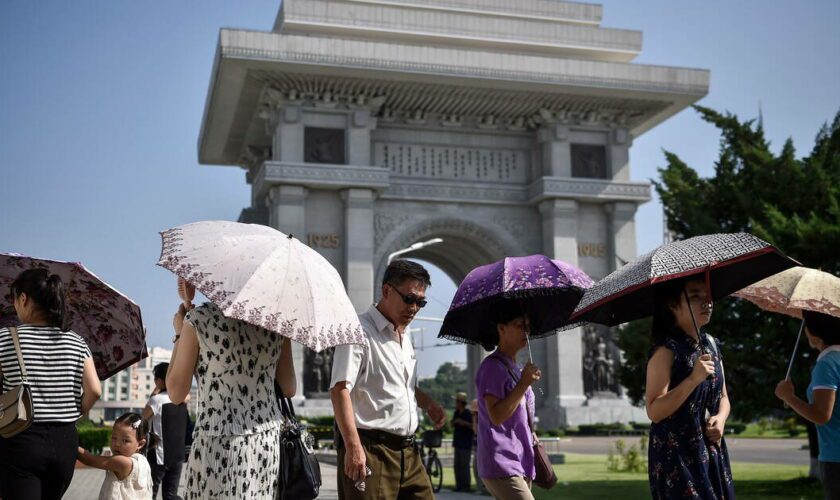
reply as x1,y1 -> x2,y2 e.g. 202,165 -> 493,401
63,437 -> 808,499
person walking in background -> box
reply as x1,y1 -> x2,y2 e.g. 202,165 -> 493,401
451,392 -> 474,492
166,298 -> 297,499
775,310 -> 840,500
330,260 -> 446,499
143,362 -> 185,500
0,269 -> 102,500
645,277 -> 734,499
470,398 -> 487,495
77,412 -> 153,500
475,301 -> 540,500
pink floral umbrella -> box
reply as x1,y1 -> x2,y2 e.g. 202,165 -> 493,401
734,266 -> 840,377
156,221 -> 365,352
0,253 -> 147,380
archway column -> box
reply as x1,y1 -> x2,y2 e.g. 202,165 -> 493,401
538,198 -> 587,428
267,184 -> 308,401
342,188 -> 376,311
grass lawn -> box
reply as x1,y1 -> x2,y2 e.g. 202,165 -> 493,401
734,423 -> 807,439
440,453 -> 822,499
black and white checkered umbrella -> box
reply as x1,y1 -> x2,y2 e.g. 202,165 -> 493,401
570,233 -> 798,326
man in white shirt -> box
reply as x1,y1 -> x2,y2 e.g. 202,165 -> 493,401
331,260 -> 446,499
142,363 -> 184,500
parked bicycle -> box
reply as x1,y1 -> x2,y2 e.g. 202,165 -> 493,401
417,429 -> 443,493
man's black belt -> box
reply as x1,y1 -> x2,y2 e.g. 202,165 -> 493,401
358,428 -> 416,450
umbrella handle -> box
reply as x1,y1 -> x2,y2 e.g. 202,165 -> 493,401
684,288 -> 714,381
178,277 -> 195,308
518,300 -> 544,396
784,320 -> 805,381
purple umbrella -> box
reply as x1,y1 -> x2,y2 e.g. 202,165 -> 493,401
438,254 -> 593,351
0,253 -> 147,380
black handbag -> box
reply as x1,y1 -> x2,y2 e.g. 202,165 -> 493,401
161,402 -> 189,466
277,396 -> 321,500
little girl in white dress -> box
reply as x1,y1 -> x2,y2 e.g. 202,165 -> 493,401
77,412 -> 153,500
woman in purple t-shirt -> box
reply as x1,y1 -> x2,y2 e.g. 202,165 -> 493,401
475,301 -> 542,500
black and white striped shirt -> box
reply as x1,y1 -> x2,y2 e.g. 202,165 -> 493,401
0,325 -> 92,423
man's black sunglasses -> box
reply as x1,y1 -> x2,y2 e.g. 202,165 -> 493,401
387,283 -> 427,308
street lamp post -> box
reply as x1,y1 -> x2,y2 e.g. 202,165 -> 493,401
386,238 -> 444,264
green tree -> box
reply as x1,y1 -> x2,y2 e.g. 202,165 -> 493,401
418,361 -> 470,410
617,107 -> 840,467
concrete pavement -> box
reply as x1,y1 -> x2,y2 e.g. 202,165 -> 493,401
64,437 -> 807,498
554,436 -> 809,466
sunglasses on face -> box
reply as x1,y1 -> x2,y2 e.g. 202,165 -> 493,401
387,283 -> 427,308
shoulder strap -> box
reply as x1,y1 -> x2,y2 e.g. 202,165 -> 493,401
9,327 -> 27,383
489,354 -> 519,382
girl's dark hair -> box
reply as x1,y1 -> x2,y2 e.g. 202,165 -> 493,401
153,362 -> 169,387
650,277 -> 705,345
11,269 -> 67,330
803,310 -> 840,346
114,412 -> 148,452
482,300 -> 526,351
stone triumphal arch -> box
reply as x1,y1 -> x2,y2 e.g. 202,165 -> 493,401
197,0 -> 708,426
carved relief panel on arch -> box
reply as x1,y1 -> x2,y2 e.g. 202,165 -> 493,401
373,143 -> 529,183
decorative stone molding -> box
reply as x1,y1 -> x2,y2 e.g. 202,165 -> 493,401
373,215 -> 529,282
530,176 -> 651,203
220,32 -> 709,96
377,177 -> 650,205
373,213 -> 413,248
280,2 -> 639,56
380,179 -> 527,205
338,0 -> 603,25
253,161 -> 390,197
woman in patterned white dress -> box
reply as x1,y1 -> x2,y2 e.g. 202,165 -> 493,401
166,301 -> 296,499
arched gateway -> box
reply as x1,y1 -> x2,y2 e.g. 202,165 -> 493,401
197,0 -> 709,427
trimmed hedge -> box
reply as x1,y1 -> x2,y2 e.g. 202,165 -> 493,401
78,428 -> 111,454
575,423 -> 629,436
307,425 -> 334,442
304,416 -> 335,427
726,422 -> 747,434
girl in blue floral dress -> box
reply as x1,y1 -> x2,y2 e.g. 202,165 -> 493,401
645,278 -> 736,499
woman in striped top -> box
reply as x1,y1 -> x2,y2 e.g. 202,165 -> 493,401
0,268 -> 102,500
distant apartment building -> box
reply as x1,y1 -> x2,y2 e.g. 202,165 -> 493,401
89,346 -> 197,422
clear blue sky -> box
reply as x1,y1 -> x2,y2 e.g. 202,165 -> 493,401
1,1 -> 838,378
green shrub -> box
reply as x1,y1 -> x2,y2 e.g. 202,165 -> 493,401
303,416 -> 335,427
606,437 -> 647,473
783,417 -> 802,437
726,421 -> 747,434
579,423 -> 629,436
756,417 -> 771,435
76,416 -> 96,429
78,428 -> 111,455
306,425 -> 334,441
